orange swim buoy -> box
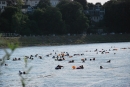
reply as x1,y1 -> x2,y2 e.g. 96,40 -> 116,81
72,66 -> 76,69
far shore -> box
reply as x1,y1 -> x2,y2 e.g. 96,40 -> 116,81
0,34 -> 130,48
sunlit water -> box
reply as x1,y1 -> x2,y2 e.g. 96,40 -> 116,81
0,42 -> 130,87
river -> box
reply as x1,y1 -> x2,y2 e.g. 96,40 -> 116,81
0,42 -> 130,87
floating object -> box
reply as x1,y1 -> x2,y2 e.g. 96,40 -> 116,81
72,65 -> 84,69
113,49 -> 118,51
69,60 -> 74,63
5,64 -> 8,66
55,65 -> 64,70
100,66 -> 103,69
76,65 -> 84,69
19,71 -> 26,75
93,58 -> 95,60
107,60 -> 111,63
19,71 -> 22,75
81,59 -> 85,62
72,66 -> 76,69
55,67 -> 61,69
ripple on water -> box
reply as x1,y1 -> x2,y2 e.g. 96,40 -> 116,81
0,42 -> 130,87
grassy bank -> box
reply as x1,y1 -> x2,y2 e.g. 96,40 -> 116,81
0,34 -> 130,47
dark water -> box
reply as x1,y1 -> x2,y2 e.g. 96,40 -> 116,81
0,42 -> 130,87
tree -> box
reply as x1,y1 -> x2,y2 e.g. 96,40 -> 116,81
0,17 -> 10,33
74,0 -> 88,10
12,12 -> 22,33
57,1 -> 89,34
0,6 -> 20,33
72,13 -> 89,34
15,0 -> 23,9
56,0 -> 71,8
87,3 -> 94,7
104,0 -> 130,33
30,8 -> 45,35
43,7 -> 65,34
37,0 -> 51,9
12,12 -> 31,35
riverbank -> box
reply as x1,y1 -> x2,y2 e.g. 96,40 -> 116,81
0,34 -> 130,47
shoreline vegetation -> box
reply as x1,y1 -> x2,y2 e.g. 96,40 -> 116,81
0,34 -> 130,47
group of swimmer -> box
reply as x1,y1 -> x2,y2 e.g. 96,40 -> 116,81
19,70 -> 26,75
2,46 -> 129,75
13,58 -> 21,61
52,46 -> 129,70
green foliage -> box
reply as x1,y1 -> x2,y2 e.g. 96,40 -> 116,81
37,0 -> 51,9
28,20 -> 39,35
12,12 -> 23,33
0,6 -> 21,33
56,0 -> 71,8
0,38 -> 18,73
16,0 -> 24,9
74,0 -> 88,10
104,0 -> 130,33
0,35 -> 32,87
87,3 -> 94,7
0,17 -> 10,32
43,7 -> 65,34
0,0 -> 130,35
20,58 -> 32,87
57,1 -> 89,34
0,0 -> 90,35
30,8 -> 45,34
73,14 -> 89,34
7,42 -> 19,51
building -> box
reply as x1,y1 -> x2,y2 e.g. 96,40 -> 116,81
0,0 -> 73,13
21,5 -> 33,13
0,0 -> 21,12
50,0 -> 60,7
0,0 -> 37,13
85,3 -> 105,22
0,0 -> 7,12
23,0 -> 40,7
24,0 -> 63,7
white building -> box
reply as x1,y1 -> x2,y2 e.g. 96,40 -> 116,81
23,0 -> 40,7
84,3 -> 105,22
0,0 -> 73,13
0,0 -> 7,12
24,0 -> 72,7
50,0 -> 60,7
50,0 -> 72,7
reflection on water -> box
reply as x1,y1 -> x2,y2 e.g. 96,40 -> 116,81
0,42 -> 130,87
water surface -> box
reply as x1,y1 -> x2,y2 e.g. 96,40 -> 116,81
0,42 -> 130,87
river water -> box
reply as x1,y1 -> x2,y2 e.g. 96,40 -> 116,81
0,42 -> 130,87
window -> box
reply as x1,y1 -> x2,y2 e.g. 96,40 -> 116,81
2,1 -> 5,4
100,16 -> 103,20
53,2 -> 55,5
2,6 -> 4,9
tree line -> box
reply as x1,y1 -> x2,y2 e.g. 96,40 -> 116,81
0,0 -> 130,35
103,0 -> 130,33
